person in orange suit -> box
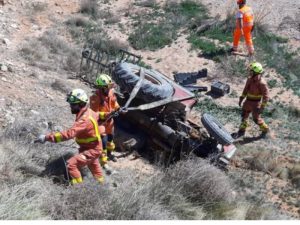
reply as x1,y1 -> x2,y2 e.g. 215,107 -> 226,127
35,89 -> 104,185
232,0 -> 254,56
233,62 -> 269,139
90,74 -> 124,168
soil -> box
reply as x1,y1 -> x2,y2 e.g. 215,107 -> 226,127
0,0 -> 299,219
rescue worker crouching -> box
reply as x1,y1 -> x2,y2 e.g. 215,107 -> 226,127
231,0 -> 255,56
233,62 -> 270,139
90,74 -> 126,170
35,89 -> 104,185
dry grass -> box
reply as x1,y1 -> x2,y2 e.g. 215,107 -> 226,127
20,30 -> 80,72
134,0 -> 158,8
0,178 -> 52,219
0,113 -> 290,219
80,0 -> 99,18
44,158 -> 235,219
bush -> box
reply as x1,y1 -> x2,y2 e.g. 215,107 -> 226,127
128,0 -> 208,50
219,56 -> 247,77
188,35 -> 228,59
196,98 -> 241,125
80,0 -> 99,18
0,179 -> 52,219
0,118 -> 290,219
134,0 -> 159,9
129,22 -> 175,50
44,158 -> 235,219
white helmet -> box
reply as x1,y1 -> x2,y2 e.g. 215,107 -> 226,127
67,89 -> 88,104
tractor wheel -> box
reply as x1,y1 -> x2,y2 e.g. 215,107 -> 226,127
201,113 -> 234,145
113,62 -> 174,102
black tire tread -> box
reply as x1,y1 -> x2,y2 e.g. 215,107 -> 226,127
201,113 -> 234,145
113,62 -> 174,102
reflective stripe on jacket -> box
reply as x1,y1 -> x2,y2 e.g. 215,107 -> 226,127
46,107 -> 101,148
241,75 -> 269,106
90,89 -> 120,119
236,5 -> 254,27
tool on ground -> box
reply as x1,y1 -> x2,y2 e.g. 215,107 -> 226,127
211,81 -> 230,96
174,69 -> 207,85
182,85 -> 208,92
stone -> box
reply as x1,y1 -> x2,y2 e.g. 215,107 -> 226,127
2,38 -> 10,45
278,168 -> 290,181
10,23 -> 18,29
291,175 -> 300,189
30,110 -> 40,115
290,163 -> 300,177
1,77 -> 7,82
0,64 -> 8,71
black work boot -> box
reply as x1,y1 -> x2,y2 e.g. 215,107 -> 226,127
259,130 -> 269,139
107,151 -> 117,162
231,130 -> 245,139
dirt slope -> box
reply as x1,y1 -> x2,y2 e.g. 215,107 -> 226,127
0,0 -> 300,219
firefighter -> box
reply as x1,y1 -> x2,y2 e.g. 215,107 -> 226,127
35,89 -> 104,185
231,0 -> 254,56
233,62 -> 269,139
90,74 -> 124,168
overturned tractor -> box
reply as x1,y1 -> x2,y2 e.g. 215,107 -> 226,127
79,45 -> 236,168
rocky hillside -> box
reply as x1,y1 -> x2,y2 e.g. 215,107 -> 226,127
0,0 -> 299,219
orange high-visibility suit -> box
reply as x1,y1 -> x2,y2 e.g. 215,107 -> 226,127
233,5 -> 254,55
45,107 -> 103,184
90,89 -> 120,165
239,75 -> 269,132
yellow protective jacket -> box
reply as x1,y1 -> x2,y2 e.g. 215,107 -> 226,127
46,107 -> 102,150
241,75 -> 269,107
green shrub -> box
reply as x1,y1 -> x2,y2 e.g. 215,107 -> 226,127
165,0 -> 208,21
267,79 -> 277,88
188,35 -> 228,59
196,98 -> 241,125
263,102 -> 300,141
254,28 -> 300,96
134,0 -> 159,9
129,22 -> 175,50
80,0 -> 99,18
128,0 -> 208,50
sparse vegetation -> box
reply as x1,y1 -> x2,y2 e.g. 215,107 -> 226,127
129,0 -> 208,50
5,0 -> 300,219
0,118 -> 288,219
129,22 -> 175,50
254,28 -> 300,96
30,2 -> 48,13
20,31 -> 79,72
196,98 -> 241,124
190,10 -> 300,94
134,0 -> 159,9
267,79 -> 278,88
188,35 -> 227,59
80,0 -> 99,19
263,102 -> 300,141
219,56 -> 247,77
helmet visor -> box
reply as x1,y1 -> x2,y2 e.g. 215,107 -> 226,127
66,94 -> 80,104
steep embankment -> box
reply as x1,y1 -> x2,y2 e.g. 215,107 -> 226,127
0,0 -> 299,219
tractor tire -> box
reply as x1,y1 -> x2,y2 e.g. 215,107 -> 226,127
201,113 -> 234,145
113,62 -> 174,102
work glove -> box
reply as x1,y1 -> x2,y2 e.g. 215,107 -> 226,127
238,97 -> 244,107
34,134 -> 46,144
109,110 -> 119,118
